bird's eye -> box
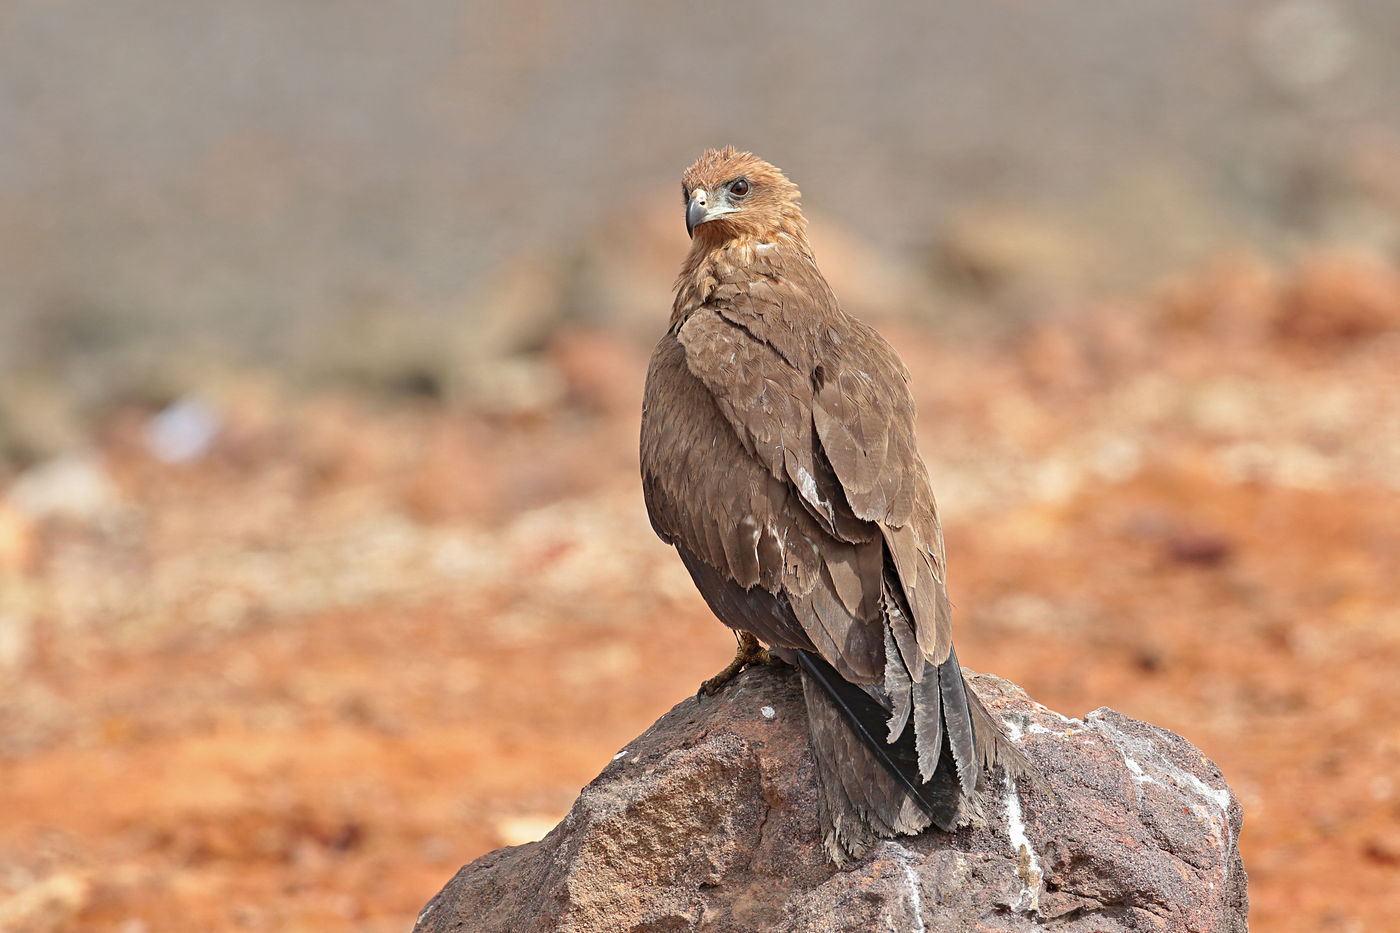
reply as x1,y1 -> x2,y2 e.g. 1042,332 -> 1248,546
730,178 -> 750,198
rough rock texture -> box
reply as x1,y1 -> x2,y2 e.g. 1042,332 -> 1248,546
415,666 -> 1247,933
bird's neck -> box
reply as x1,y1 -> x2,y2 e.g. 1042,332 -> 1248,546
672,230 -> 815,325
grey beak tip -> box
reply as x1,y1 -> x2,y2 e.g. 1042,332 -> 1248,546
686,199 -> 708,238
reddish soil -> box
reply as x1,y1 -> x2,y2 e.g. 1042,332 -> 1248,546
2,251 -> 1400,931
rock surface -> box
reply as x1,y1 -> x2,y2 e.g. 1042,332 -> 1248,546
417,665 -> 1246,933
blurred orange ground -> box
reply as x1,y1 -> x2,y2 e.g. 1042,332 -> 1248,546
3,251 -> 1400,931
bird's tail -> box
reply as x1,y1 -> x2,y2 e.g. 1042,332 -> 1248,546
797,647 -> 1028,865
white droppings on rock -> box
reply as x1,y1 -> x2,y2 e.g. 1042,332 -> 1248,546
1007,708 -> 1082,741
1182,769 -> 1233,812
1084,709 -> 1236,875
1027,721 -> 1074,737
1003,774 -> 1042,913
883,841 -> 926,933
1085,711 -> 1157,805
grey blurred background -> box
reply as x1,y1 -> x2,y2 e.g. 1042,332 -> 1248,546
2,0 -> 1398,461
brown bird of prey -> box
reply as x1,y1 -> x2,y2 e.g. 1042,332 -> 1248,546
640,147 -> 1028,864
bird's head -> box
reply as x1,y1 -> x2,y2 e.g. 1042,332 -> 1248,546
681,147 -> 806,244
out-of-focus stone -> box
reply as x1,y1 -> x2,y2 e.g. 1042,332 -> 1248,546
455,252 -> 575,362
936,208 -> 1099,304
1158,252 -> 1278,339
0,504 -> 36,572
0,610 -> 33,671
1275,251 -> 1400,344
568,196 -> 686,339
0,378 -> 86,466
546,328 -> 647,415
494,814 -> 569,848
6,451 -> 119,524
805,211 -> 939,321
456,356 -> 567,419
415,666 -> 1247,933
0,871 -> 92,932
1251,0 -> 1356,94
143,395 -> 223,464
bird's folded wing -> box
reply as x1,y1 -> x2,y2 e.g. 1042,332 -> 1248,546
675,265 -> 952,667
811,317 -> 953,665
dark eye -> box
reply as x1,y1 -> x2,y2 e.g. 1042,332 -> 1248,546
730,178 -> 750,198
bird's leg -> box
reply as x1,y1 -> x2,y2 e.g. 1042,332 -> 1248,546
699,631 -> 773,697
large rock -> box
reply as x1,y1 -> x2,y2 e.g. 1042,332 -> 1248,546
415,666 -> 1247,932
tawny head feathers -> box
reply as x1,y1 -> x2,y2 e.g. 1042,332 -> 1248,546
681,146 -> 806,245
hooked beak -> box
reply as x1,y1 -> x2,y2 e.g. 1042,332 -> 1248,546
686,193 -> 709,239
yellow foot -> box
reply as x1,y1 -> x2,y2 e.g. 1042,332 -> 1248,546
698,631 -> 774,697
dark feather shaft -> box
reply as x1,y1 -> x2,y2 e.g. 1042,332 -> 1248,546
796,650 -> 937,818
